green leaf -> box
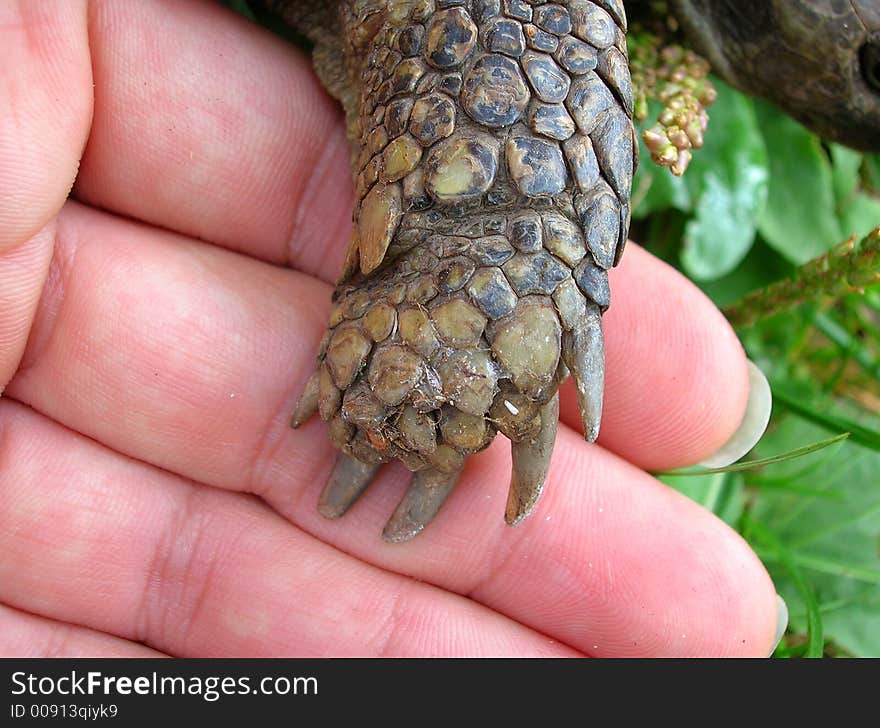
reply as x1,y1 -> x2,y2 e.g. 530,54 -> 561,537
830,144 -> 864,208
746,517 -> 825,657
746,416 -> 880,657
679,81 -> 768,280
697,239 -> 793,308
840,193 -> 880,241
218,0 -> 256,19
660,472 -> 745,528
771,382 -> 880,451
865,155 -> 880,193
755,101 -> 842,264
830,145 -> 880,239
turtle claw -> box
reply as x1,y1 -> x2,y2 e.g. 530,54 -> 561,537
563,304 -> 605,443
382,467 -> 462,543
506,392 -> 559,526
318,452 -> 381,519
290,369 -> 320,428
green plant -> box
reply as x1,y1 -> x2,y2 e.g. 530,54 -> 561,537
637,77 -> 880,658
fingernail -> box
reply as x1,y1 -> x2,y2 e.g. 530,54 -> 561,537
769,593 -> 789,657
699,360 -> 772,468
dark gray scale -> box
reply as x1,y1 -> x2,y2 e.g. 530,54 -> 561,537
425,7 -> 478,69
615,199 -> 631,266
590,104 -> 634,200
387,57 -> 426,97
555,35 -> 598,75
521,51 -> 571,103
450,218 -> 485,238
396,24 -> 425,57
591,0 -> 628,32
424,135 -> 500,201
510,212 -> 543,252
570,1 -> 617,49
484,215 -> 507,234
409,93 -> 456,146
562,133 -> 601,193
533,3 -> 572,36
506,134 -> 569,196
566,71 -> 614,134
528,101 -> 576,141
596,46 -> 633,116
524,24 -> 559,53
462,54 -> 531,127
472,0 -> 502,24
502,0 -> 532,22
575,180 -> 620,269
485,17 -> 527,57
469,235 -> 515,266
466,266 -> 518,319
502,251 -> 570,296
437,73 -> 464,96
485,186 -> 518,207
385,97 -> 414,137
573,256 -> 611,310
426,233 -> 468,258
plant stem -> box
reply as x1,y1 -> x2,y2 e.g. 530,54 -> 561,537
724,228 -> 880,329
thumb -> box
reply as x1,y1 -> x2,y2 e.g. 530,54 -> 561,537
0,0 -> 92,390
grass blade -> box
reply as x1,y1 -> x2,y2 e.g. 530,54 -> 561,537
745,518 -> 824,657
659,433 -> 849,477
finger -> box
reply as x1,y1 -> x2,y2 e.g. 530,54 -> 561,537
7,204 -> 777,656
0,0 -> 92,388
0,604 -> 163,657
0,401 -> 577,657
289,427 -> 779,657
562,244 -> 751,470
74,0 -> 353,282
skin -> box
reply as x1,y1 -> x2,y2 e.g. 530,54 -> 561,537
0,0 -> 778,657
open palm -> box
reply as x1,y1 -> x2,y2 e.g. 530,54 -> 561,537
0,0 -> 779,657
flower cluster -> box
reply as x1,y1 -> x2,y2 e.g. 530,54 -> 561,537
630,35 -> 717,176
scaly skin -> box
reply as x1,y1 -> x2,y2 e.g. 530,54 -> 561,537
274,0 -> 635,541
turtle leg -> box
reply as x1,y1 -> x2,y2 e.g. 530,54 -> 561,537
506,391 -> 560,526
382,467 -> 464,543
318,452 -> 382,519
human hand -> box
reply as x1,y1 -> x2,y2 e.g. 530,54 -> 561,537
0,0 -> 781,657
